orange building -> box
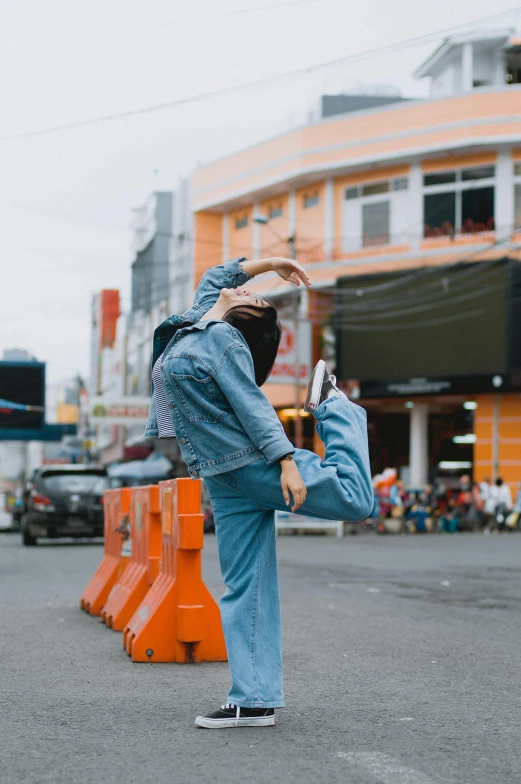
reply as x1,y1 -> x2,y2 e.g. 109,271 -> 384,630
190,30 -> 521,495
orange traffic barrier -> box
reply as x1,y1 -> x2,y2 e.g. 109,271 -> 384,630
80,488 -> 131,616
123,478 -> 227,663
101,485 -> 162,631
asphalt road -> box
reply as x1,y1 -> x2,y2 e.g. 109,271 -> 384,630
1,529 -> 520,784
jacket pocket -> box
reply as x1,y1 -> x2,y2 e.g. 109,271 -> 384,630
170,373 -> 227,424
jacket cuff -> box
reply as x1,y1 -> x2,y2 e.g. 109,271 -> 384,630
224,257 -> 251,285
261,438 -> 296,465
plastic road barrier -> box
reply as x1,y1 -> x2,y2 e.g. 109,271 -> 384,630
80,488 -> 131,616
101,485 -> 162,631
123,478 -> 227,663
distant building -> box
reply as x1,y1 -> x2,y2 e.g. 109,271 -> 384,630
320,88 -> 408,119
90,181 -> 192,468
0,348 -> 43,485
89,289 -> 120,399
130,191 -> 173,314
54,380 -> 80,425
2,349 -> 37,362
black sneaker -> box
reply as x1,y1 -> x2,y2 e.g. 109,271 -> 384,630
194,703 -> 276,729
304,359 -> 344,413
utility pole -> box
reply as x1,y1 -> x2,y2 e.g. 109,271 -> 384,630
252,212 -> 305,449
289,234 -> 304,449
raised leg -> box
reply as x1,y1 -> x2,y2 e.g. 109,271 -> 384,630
229,396 -> 373,523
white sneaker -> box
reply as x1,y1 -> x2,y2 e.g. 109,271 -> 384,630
304,360 -> 344,413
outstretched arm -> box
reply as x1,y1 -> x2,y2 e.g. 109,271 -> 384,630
192,257 -> 311,314
240,258 -> 311,287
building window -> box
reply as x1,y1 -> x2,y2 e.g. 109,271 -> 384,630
235,215 -> 248,229
345,187 -> 359,200
362,181 -> 389,196
345,177 -> 408,200
342,176 -> 409,252
423,166 -> 495,237
461,166 -> 495,181
514,185 -> 521,232
362,201 -> 390,247
303,192 -> 320,208
505,50 -> 521,84
461,188 -> 495,233
424,171 -> 457,186
268,203 -> 283,219
393,177 -> 409,191
424,192 -> 456,237
513,163 -> 521,233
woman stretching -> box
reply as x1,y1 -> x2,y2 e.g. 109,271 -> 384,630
144,257 -> 373,728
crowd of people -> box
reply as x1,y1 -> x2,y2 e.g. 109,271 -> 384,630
372,471 -> 521,534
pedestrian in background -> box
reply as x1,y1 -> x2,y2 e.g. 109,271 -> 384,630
440,497 -> 459,533
479,476 -> 492,505
484,477 -> 513,533
455,474 -> 482,531
514,481 -> 521,515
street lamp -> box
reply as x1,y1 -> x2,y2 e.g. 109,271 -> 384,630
253,213 -> 303,449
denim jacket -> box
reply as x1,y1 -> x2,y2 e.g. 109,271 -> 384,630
144,258 -> 295,478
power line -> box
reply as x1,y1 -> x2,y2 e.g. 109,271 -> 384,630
331,262 -> 504,313
140,0 -> 317,30
2,6 -> 520,142
333,306 -> 489,331
333,280 -> 506,324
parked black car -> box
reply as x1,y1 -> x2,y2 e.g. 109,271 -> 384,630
21,465 -> 109,546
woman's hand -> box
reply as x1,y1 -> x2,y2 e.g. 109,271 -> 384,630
241,257 -> 311,287
271,258 -> 311,288
280,459 -> 307,512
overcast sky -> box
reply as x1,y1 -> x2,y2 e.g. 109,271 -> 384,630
1,0 -> 519,388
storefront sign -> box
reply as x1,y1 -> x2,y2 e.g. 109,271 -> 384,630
90,396 -> 150,424
357,374 -> 519,399
266,320 -> 312,385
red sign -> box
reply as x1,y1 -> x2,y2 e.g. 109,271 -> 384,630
266,320 -> 312,385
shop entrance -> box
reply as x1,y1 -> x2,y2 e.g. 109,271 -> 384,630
364,398 -> 475,483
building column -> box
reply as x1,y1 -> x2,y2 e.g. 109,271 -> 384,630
461,42 -> 473,92
495,148 -> 514,237
408,161 -> 423,252
222,213 -> 229,263
288,189 -> 296,256
324,177 -> 334,261
409,403 -> 429,487
493,46 -> 505,87
252,200 -> 261,258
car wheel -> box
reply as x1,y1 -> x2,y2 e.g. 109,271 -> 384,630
22,529 -> 37,546
21,517 -> 37,546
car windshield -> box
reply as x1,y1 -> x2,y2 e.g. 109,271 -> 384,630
41,473 -> 108,494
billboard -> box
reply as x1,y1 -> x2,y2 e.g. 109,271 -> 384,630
0,362 -> 45,429
90,396 -> 150,425
336,259 -> 521,397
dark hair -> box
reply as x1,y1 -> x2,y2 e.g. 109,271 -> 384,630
223,304 -> 281,386
496,477 -> 503,486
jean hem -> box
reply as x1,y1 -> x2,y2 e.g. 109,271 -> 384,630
229,700 -> 285,708
313,393 -> 348,420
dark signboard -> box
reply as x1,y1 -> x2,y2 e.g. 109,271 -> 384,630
336,259 -> 521,398
0,361 -> 45,429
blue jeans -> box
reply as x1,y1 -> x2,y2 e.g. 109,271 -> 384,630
204,396 -> 372,708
